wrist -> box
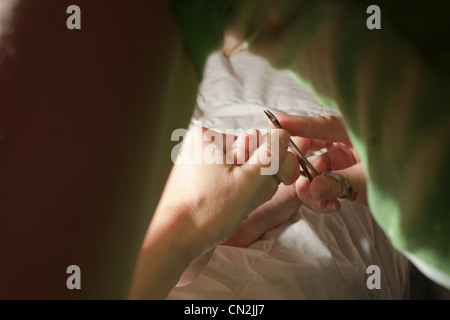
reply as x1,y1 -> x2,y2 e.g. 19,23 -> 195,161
145,204 -> 203,263
128,204 -> 204,299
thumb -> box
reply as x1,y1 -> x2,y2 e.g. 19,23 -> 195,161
310,162 -> 366,201
242,129 -> 291,176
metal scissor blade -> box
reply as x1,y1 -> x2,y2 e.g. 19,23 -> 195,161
264,110 -> 283,129
264,110 -> 319,180
287,139 -> 320,177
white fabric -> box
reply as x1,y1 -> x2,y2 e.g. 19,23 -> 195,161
190,50 -> 338,133
168,50 -> 410,300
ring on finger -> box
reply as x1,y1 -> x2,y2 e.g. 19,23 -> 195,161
322,171 -> 352,198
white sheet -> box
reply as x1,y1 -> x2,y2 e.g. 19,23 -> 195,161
168,50 -> 410,300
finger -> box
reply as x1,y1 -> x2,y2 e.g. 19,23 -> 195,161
242,129 -> 291,176
326,142 -> 358,170
297,179 -> 341,213
291,136 -> 333,155
294,153 -> 340,213
269,114 -> 349,142
310,162 -> 366,201
222,131 -> 238,150
231,129 -> 291,219
223,184 -> 300,247
296,175 -> 340,212
276,151 -> 300,185
297,152 -> 331,181
195,126 -> 239,155
232,129 -> 260,164
244,129 -> 260,156
200,128 -> 232,165
307,139 -> 333,151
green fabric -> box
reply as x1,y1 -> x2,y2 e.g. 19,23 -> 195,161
171,0 -> 231,77
171,0 -> 450,287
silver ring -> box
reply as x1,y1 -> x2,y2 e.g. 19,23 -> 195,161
322,171 -> 352,198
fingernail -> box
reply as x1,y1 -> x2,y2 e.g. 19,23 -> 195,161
283,166 -> 300,185
315,177 -> 334,200
316,181 -> 328,199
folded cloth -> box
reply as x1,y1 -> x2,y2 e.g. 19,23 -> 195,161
169,50 -> 410,300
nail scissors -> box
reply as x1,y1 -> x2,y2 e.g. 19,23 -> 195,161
264,110 -> 319,181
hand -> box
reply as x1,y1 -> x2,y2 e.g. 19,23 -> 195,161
153,126 -> 299,250
222,183 -> 301,247
272,114 -> 367,213
132,126 -> 300,295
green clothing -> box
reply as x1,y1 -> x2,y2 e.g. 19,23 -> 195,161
172,0 -> 450,288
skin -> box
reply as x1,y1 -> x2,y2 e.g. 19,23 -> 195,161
0,0 -> 368,299
0,0 -> 299,299
273,114 -> 368,212
129,127 -> 299,299
225,114 -> 368,247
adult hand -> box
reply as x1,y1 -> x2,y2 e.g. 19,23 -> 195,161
131,126 -> 300,296
182,182 -> 301,285
222,183 -> 301,247
158,126 -> 299,250
271,114 -> 368,213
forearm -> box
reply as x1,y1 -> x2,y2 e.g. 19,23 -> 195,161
128,206 -> 200,300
